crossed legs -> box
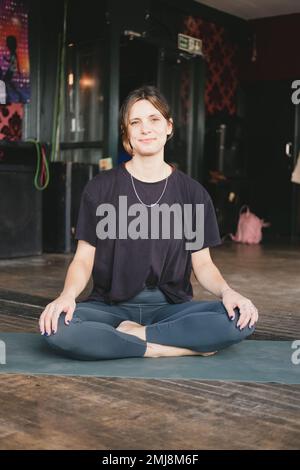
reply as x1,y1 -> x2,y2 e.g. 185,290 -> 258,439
44,299 -> 255,360
116,320 -> 217,357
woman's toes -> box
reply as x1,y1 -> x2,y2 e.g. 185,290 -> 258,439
198,351 -> 217,356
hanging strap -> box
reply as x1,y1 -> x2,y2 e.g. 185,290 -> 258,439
239,204 -> 249,215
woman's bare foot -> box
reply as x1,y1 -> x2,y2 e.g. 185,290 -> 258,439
116,320 -> 217,358
144,343 -> 217,358
116,320 -> 143,337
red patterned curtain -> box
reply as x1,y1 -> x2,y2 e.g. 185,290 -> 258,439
0,104 -> 23,140
183,16 -> 238,116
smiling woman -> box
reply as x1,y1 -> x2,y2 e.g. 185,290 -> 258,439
119,86 -> 174,164
40,85 -> 258,361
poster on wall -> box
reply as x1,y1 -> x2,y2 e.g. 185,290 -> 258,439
0,0 -> 30,104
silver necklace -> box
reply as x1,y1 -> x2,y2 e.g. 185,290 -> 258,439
130,166 -> 170,208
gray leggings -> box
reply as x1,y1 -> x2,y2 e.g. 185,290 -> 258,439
44,286 -> 255,360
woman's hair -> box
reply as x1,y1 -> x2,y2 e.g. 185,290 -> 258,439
119,85 -> 174,156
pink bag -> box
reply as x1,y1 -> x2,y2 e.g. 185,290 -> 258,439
230,205 -> 270,244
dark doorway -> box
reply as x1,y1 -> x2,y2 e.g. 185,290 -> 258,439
243,80 -> 299,241
157,49 -> 205,178
118,37 -> 205,179
118,36 -> 158,162
119,36 -> 158,105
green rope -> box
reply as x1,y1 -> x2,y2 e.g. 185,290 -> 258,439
51,0 -> 68,162
26,139 -> 50,190
50,32 -> 61,162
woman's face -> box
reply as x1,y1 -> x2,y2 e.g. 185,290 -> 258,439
127,99 -> 173,156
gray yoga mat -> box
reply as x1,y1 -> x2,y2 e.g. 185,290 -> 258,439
0,332 -> 299,384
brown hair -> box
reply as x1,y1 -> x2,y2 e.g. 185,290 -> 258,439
119,85 -> 174,156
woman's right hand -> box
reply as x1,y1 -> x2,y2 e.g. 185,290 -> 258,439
39,294 -> 76,336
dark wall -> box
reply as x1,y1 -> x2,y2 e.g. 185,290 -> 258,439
25,0 -> 64,142
240,14 -> 300,81
235,14 -> 300,239
243,81 -> 295,234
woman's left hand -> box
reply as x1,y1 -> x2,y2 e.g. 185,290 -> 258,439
221,288 -> 258,330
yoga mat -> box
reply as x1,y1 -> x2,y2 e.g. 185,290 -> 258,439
0,333 -> 299,384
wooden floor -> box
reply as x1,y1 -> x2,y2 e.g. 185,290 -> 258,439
0,241 -> 299,449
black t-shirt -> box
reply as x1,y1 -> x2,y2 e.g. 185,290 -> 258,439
75,162 -> 222,304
